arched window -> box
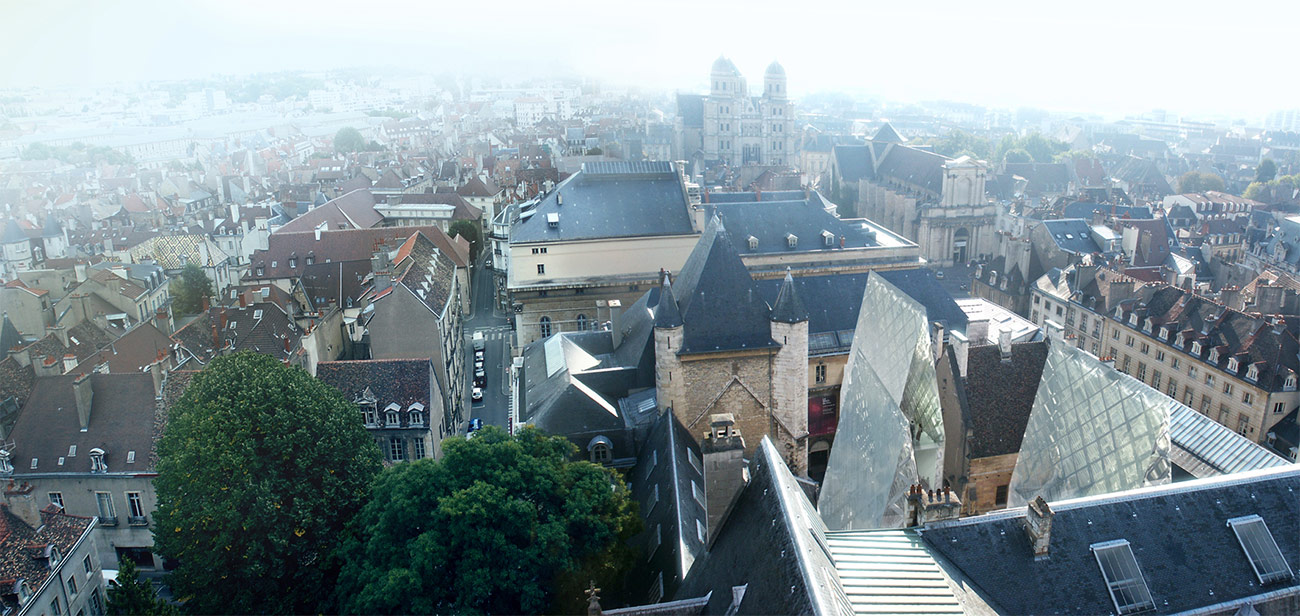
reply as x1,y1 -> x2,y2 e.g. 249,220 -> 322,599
588,436 -> 612,464
539,316 -> 552,338
576,314 -> 588,331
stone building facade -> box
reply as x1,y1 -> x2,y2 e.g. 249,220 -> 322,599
701,57 -> 797,167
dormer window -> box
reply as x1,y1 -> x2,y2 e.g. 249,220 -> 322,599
409,402 -> 425,426
46,545 -> 61,568
786,233 -> 798,248
1114,307 -> 1124,319
990,272 -> 998,286
306,253 -> 315,266
1209,348 -> 1220,363
1176,333 -> 1186,347
288,255 -> 297,268
385,403 -> 401,426
1160,327 -> 1169,340
0,450 -> 11,475
1143,318 -> 1153,333
1247,364 -> 1260,382
1191,341 -> 1202,356
1000,278 -> 1008,291
747,235 -> 758,251
822,230 -> 835,247
1228,358 -> 1239,373
89,448 -> 107,473
1286,374 -> 1296,390
1129,313 -> 1138,326
361,401 -> 377,426
256,265 -> 265,277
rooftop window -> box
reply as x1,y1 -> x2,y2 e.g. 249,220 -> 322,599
1228,515 -> 1292,585
1091,539 -> 1155,615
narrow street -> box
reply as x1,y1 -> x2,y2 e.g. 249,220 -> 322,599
464,251 -> 511,431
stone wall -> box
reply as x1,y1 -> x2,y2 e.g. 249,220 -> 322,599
967,452 -> 1018,515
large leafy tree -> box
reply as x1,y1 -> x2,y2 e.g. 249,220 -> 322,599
333,126 -> 365,153
106,557 -> 176,616
1256,158 -> 1278,184
448,219 -> 482,261
1178,171 -> 1226,194
168,263 -> 213,316
336,426 -> 641,615
153,352 -> 382,614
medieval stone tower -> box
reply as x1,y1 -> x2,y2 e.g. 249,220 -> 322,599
653,273 -> 686,416
768,270 -> 809,475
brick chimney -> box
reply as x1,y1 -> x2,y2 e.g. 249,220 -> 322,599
73,372 -> 93,431
34,355 -> 62,377
154,307 -> 171,335
2,484 -> 41,527
906,484 -> 962,526
702,414 -> 747,544
1024,496 -> 1053,558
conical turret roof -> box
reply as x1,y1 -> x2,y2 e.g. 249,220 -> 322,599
770,269 -> 808,323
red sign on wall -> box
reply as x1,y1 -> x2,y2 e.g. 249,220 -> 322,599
808,391 -> 839,437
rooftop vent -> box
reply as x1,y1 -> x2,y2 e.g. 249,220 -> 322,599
547,213 -> 560,228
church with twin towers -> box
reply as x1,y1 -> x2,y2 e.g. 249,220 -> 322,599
700,56 -> 798,167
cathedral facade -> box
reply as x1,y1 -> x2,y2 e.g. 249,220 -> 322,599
700,57 -> 798,167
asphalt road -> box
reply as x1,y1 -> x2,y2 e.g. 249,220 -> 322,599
465,253 -> 511,432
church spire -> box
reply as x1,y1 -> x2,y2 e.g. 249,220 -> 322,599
770,269 -> 808,324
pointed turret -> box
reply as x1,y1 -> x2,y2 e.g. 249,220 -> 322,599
0,312 -> 20,352
770,269 -> 808,324
654,273 -> 683,329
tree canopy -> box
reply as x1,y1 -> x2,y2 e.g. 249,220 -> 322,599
1256,158 -> 1278,184
1244,173 -> 1300,203
448,220 -> 482,262
153,352 -> 382,615
1003,148 -> 1032,164
106,557 -> 176,616
336,426 -> 641,615
168,263 -> 214,316
919,130 -> 1067,163
1178,171 -> 1226,194
21,142 -> 134,165
334,126 -> 366,153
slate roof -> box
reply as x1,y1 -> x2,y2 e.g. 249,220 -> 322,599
708,192 -> 885,255
874,143 -> 949,196
510,161 -> 696,244
1062,201 -> 1154,220
69,322 -> 173,375
964,341 -> 1049,458
2,218 -> 28,243
316,359 -> 434,428
749,269 -> 968,356
921,466 -> 1300,615
832,145 -> 872,184
274,189 -> 381,234
626,411 -> 708,604
1040,218 -> 1103,255
378,231 -> 458,317
670,223 -> 777,355
676,438 -> 850,615
8,373 -> 159,475
0,505 -> 94,612
653,275 -> 683,329
1003,162 -> 1070,194
871,122 -> 906,144
769,271 -> 808,324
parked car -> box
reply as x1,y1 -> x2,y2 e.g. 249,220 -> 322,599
469,418 -> 484,432
475,365 -> 485,378
471,387 -> 483,403
474,349 -> 485,362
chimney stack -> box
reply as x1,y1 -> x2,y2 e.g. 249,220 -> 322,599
149,350 -> 167,399
906,483 -> 962,526
73,372 -> 93,431
702,414 -> 747,545
1024,496 -> 1054,558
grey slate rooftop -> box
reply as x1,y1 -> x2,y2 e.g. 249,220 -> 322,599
921,465 -> 1300,615
510,161 -> 696,244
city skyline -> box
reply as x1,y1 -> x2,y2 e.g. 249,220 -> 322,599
3,0 -> 1299,123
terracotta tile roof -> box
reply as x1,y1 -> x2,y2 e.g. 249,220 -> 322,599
0,505 -> 94,612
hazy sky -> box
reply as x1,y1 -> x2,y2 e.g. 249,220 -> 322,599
3,0 -> 1297,121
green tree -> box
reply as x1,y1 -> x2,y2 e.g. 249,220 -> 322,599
168,263 -> 213,316
448,219 -> 482,261
1178,171 -> 1225,194
21,143 -> 51,161
1020,132 -> 1066,163
334,126 -> 365,153
1256,158 -> 1278,183
336,426 -> 641,615
1244,181 -> 1267,200
106,558 -> 176,616
1003,148 -> 1032,164
153,353 -> 382,615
